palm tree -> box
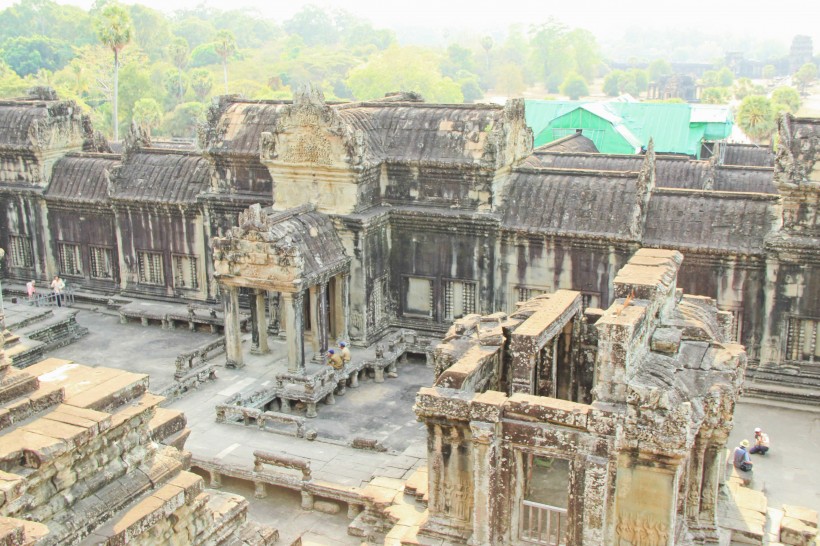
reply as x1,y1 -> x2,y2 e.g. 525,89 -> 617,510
94,3 -> 132,141
214,30 -> 236,94
168,37 -> 189,103
480,35 -> 493,73
736,95 -> 775,142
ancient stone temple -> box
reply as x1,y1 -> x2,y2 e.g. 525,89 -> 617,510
415,249 -> 747,545
0,86 -> 818,398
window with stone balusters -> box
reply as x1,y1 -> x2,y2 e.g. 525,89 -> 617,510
137,251 -> 164,285
57,243 -> 82,276
443,279 -> 477,320
172,254 -> 199,290
785,317 -> 819,362
8,235 -> 33,268
89,246 -> 114,279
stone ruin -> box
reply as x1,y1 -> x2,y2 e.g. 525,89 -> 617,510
414,249 -> 748,545
0,330 -> 276,545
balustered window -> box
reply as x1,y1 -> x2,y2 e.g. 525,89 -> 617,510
57,243 -> 82,276
444,279 -> 477,320
137,251 -> 164,285
8,235 -> 33,268
519,453 -> 570,545
785,317 -> 820,362
89,246 -> 114,279
172,254 -> 199,290
513,285 -> 549,311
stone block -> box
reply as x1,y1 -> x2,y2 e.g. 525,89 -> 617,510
781,516 -> 818,546
651,328 -> 682,354
783,505 -> 819,528
314,500 -> 341,514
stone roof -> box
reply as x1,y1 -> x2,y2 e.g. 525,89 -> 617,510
110,149 -> 210,204
713,166 -> 777,194
335,101 -> 517,166
533,132 -> 598,153
720,143 -> 774,167
655,158 -> 711,189
44,153 -> 120,204
502,167 -> 642,240
643,190 -> 778,254
0,97 -> 84,152
201,97 -> 290,157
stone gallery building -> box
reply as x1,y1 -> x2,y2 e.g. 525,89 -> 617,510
0,86 -> 818,394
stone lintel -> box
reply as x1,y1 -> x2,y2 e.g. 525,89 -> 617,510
504,393 -> 591,429
414,387 -> 472,422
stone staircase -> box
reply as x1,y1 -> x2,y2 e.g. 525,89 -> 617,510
0,354 -> 278,546
9,310 -> 89,368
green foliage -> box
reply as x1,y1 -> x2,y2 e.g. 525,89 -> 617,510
528,19 -> 601,92
283,5 -> 338,47
619,69 -> 648,96
603,70 -> 623,96
162,101 -> 205,138
94,3 -> 132,58
0,59 -> 28,97
128,4 -> 171,61
168,37 -> 188,71
0,0 -> 95,46
762,64 -> 776,80
441,44 -> 476,79
701,87 -> 730,104
346,46 -> 462,103
171,18 -> 215,49
190,43 -> 219,67
648,59 -> 672,82
493,64 -> 525,96
736,95 -> 775,142
190,68 -> 213,101
771,86 -> 800,113
560,72 -> 588,100
1,35 -> 74,77
132,97 -> 162,129
793,63 -> 818,93
163,68 -> 187,103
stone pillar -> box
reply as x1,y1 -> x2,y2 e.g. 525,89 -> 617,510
209,470 -> 222,489
334,272 -> 350,342
699,444 -> 722,528
251,289 -> 269,354
469,422 -> 496,546
249,292 -> 259,351
301,490 -> 314,510
222,285 -> 243,369
313,282 -> 329,362
268,291 -> 281,335
282,291 -> 305,373
686,439 -> 707,523
308,285 -> 319,356
254,481 -> 266,499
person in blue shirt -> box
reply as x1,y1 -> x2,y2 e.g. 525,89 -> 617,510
733,439 -> 753,472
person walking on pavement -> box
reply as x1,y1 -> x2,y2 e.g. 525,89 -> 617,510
750,427 -> 770,455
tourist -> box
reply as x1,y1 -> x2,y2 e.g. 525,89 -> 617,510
51,275 -> 65,307
339,341 -> 351,365
327,349 -> 344,370
733,440 -> 753,472
26,279 -> 36,299
750,428 -> 770,455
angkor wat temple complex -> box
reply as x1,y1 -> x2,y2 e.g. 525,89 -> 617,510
1,86 -> 819,544
1,86 -> 816,394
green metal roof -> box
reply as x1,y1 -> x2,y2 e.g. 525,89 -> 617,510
525,100 -> 733,157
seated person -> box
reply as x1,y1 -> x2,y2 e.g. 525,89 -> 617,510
327,349 -> 344,370
733,439 -> 753,472
750,427 -> 770,455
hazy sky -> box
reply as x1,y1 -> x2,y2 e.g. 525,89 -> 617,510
1,0 -> 818,45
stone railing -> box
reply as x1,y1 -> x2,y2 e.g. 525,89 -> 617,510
216,329 -> 423,420
215,404 -> 306,438
174,338 -> 225,380
519,499 -> 567,545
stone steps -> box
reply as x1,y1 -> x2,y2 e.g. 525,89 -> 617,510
742,379 -> 820,406
15,311 -> 89,355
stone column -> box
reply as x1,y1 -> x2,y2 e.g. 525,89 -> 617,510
334,272 -> 350,342
308,285 -> 319,355
313,282 -> 329,362
251,289 -> 269,354
686,439 -> 707,523
699,444 -> 722,528
222,284 -> 243,369
268,291 -> 281,335
282,291 -> 305,373
469,422 -> 496,546
249,292 -> 259,351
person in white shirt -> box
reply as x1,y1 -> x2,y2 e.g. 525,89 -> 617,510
750,427 -> 770,455
50,275 -> 65,307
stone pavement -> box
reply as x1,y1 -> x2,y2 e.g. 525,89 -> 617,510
727,400 -> 820,513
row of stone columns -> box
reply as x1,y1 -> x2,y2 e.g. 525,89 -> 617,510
221,272 -> 350,373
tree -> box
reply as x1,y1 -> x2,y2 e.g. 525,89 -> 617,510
127,4 -> 172,61
701,87 -> 730,104
793,62 -> 818,94
132,97 -> 162,131
717,66 -> 734,87
1,35 -> 74,77
762,64 -> 776,81
736,95 -> 775,142
190,68 -> 213,101
560,72 -> 588,100
283,5 -> 338,47
94,2 -> 132,141
479,35 -> 493,73
213,29 -> 236,93
346,46 -> 462,103
603,70 -> 624,96
162,101 -> 206,138
168,37 -> 188,102
648,59 -> 672,83
771,86 -> 801,113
